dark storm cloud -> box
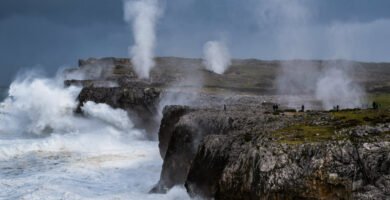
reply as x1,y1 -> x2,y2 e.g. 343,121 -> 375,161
0,0 -> 123,26
0,0 -> 128,84
1,0 -> 390,85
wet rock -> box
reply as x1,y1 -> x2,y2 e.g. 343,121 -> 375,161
152,104 -> 297,193
77,86 -> 161,135
152,108 -> 232,193
158,105 -> 195,159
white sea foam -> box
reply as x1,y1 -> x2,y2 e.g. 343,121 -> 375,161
0,74 -> 189,199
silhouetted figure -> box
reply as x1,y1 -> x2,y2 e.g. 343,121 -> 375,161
272,104 -> 279,112
336,105 -> 339,112
373,101 -> 378,110
301,105 -> 305,112
224,104 -> 226,111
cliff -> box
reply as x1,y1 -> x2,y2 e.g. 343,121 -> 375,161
64,57 -> 390,95
63,57 -> 390,199
76,85 -> 161,136
155,105 -> 390,199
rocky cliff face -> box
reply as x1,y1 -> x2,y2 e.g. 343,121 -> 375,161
186,135 -> 390,199
152,103 -> 301,193
77,86 -> 161,135
62,57 -> 390,198
155,105 -> 390,199
64,57 -> 163,135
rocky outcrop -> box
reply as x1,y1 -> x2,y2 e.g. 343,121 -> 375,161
152,104 -> 300,193
158,105 -> 195,159
186,135 -> 390,199
154,105 -> 390,199
151,106 -> 234,193
77,86 -> 161,135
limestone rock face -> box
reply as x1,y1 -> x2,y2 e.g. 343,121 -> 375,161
158,105 -> 195,159
151,107 -> 232,193
154,105 -> 390,199
152,104 -> 297,193
186,137 -> 390,200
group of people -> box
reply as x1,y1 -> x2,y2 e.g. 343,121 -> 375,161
332,102 -> 381,111
272,104 -> 279,112
223,101 -> 382,113
332,105 -> 340,111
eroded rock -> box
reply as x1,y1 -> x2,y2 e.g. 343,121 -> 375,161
77,86 -> 161,135
154,104 -> 390,199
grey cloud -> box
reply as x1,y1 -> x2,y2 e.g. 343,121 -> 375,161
1,0 -> 390,85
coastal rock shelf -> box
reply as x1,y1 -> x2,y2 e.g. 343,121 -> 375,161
155,105 -> 390,199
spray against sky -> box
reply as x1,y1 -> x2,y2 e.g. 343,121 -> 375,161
203,41 -> 231,74
258,0 -> 367,109
315,65 -> 365,109
1,1 -> 390,84
124,0 -> 161,79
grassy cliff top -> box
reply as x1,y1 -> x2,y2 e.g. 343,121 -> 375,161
273,98 -> 390,145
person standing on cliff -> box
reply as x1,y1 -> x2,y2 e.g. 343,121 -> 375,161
273,104 -> 278,112
373,101 -> 378,110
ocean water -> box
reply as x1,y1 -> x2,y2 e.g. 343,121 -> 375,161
0,76 -> 189,200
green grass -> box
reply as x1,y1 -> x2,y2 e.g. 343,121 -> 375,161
332,109 -> 390,127
369,93 -> 390,109
273,108 -> 390,145
273,124 -> 342,144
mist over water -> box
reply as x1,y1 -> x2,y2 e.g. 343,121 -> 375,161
0,72 -> 189,199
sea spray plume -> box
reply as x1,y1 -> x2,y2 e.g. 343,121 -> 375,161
275,61 -> 322,109
0,72 -> 142,138
0,71 -> 190,198
203,41 -> 231,74
124,0 -> 161,79
257,0 -> 367,109
257,0 -> 317,108
315,63 -> 365,110
1,77 -> 80,135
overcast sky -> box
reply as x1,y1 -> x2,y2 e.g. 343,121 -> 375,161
1,0 -> 390,84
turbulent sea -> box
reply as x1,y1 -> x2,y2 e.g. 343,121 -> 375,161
0,77 -> 189,200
